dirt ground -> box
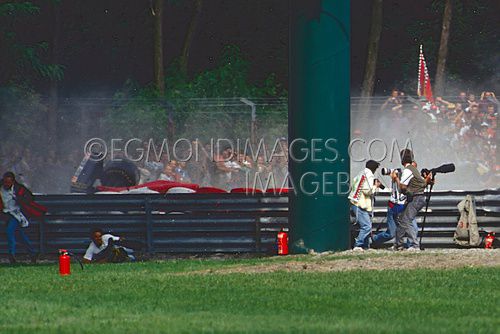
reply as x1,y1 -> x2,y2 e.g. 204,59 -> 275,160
2,249 -> 499,273
193,249 -> 500,274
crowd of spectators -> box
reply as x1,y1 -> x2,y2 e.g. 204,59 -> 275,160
376,89 -> 498,188
1,138 -> 289,193
136,139 -> 289,191
0,145 -> 81,193
2,89 -> 497,193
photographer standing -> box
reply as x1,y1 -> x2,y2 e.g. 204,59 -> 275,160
372,167 -> 418,247
349,160 -> 381,251
392,150 -> 433,250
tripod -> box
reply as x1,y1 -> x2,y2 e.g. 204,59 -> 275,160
419,174 -> 435,250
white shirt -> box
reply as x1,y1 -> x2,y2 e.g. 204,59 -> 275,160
389,180 -> 407,205
349,168 -> 378,211
1,186 -> 29,227
1,186 -> 19,212
400,165 -> 414,186
83,234 -> 120,261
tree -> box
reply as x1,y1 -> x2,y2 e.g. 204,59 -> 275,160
434,0 -> 452,96
360,0 -> 383,109
0,1 -> 64,85
179,0 -> 203,76
104,45 -> 286,140
47,0 -> 62,154
152,0 -> 165,95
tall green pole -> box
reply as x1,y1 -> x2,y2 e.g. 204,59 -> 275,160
289,0 -> 350,252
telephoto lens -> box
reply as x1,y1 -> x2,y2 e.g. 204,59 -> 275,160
381,168 -> 401,176
380,168 -> 391,175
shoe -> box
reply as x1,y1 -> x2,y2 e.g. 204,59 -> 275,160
389,245 -> 404,251
8,254 -> 17,264
30,253 -> 39,264
406,247 -> 421,252
352,247 -> 364,251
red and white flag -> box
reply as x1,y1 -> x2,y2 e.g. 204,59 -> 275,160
417,44 -> 434,102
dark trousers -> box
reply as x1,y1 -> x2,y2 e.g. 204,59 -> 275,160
396,195 -> 426,248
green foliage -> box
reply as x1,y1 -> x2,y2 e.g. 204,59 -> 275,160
380,0 -> 498,94
0,85 -> 47,149
103,45 -> 287,141
0,2 -> 39,16
102,81 -> 170,140
0,1 -> 64,84
16,43 -> 65,81
164,45 -> 285,100
0,259 -> 498,333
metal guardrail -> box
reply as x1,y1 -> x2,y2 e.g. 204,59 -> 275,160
0,190 -> 498,255
365,189 -> 500,248
0,193 -> 288,255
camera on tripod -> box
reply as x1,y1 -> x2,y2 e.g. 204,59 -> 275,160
420,163 -> 456,178
380,167 -> 402,176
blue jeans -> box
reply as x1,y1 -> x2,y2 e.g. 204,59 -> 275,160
351,205 -> 372,248
373,204 -> 418,246
6,216 -> 35,255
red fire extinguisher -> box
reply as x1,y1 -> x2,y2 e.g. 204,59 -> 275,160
59,249 -> 71,276
485,232 -> 496,249
277,228 -> 289,255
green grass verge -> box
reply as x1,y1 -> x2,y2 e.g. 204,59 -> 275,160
0,259 -> 498,334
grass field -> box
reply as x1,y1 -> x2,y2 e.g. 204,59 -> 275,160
1,253 -> 499,334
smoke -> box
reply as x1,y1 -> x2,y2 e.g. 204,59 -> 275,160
350,96 -> 498,191
0,85 -> 496,193
0,90 -> 289,193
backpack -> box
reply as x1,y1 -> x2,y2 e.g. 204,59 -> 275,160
454,195 -> 480,247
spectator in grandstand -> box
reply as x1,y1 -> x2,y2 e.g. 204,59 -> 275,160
479,91 -> 498,113
175,161 -> 191,183
256,156 -> 271,174
213,146 -> 239,189
159,163 -> 177,181
486,104 -> 498,119
83,228 -> 135,263
271,155 -> 288,188
380,89 -> 403,115
467,93 -> 477,108
187,140 -> 212,186
142,160 -> 164,182
455,91 -> 468,109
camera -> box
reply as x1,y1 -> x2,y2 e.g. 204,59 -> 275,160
420,163 -> 455,177
380,167 -> 402,176
374,178 -> 385,190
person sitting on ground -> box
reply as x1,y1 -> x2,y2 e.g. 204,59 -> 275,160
83,228 -> 135,263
